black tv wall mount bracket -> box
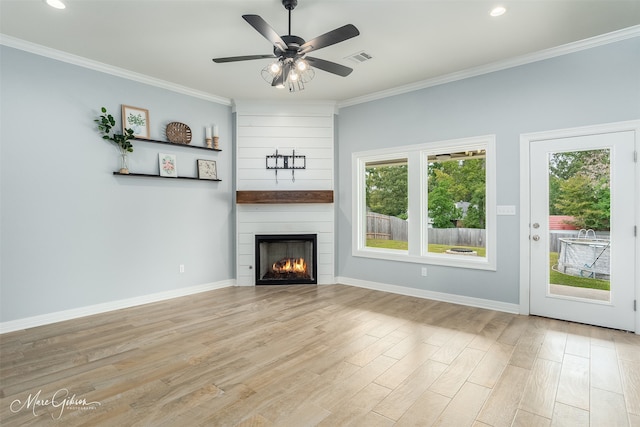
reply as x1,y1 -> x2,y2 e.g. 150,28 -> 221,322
266,149 -> 306,183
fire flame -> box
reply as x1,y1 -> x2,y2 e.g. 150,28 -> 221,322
272,258 -> 307,274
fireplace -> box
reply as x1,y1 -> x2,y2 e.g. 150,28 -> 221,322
255,234 -> 317,285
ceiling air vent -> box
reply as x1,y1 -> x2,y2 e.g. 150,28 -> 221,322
345,51 -> 373,64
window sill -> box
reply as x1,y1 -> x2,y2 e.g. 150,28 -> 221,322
353,248 -> 496,271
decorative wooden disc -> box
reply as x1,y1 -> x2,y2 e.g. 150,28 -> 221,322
166,122 -> 192,144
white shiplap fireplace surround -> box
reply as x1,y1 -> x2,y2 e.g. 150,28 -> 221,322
234,101 -> 335,286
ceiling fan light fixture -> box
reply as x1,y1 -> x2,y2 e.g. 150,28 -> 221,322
270,61 -> 281,73
262,58 -> 314,92
262,60 -> 284,84
296,66 -> 315,84
289,79 -> 305,93
213,0 -> 358,93
296,59 -> 308,71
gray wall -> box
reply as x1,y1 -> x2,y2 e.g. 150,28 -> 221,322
0,46 -> 234,322
1,37 -> 638,322
336,38 -> 640,304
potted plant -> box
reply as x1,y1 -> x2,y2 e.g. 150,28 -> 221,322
95,107 -> 135,174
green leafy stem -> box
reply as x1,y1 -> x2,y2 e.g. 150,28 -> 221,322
95,107 -> 135,153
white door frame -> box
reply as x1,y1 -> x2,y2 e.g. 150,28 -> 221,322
519,120 -> 640,334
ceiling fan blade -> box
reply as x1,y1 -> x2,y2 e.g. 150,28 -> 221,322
243,14 -> 288,53
298,24 -> 359,55
212,54 -> 275,63
305,57 -> 353,77
271,70 -> 282,87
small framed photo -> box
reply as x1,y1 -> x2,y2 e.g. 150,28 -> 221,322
122,105 -> 150,139
197,159 -> 218,180
159,153 -> 177,177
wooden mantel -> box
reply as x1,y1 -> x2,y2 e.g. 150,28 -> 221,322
236,190 -> 334,204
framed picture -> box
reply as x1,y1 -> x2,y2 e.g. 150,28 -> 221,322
197,159 -> 218,180
122,105 -> 150,139
159,153 -> 177,177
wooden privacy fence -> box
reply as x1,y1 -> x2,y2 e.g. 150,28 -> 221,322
366,212 -> 408,241
428,227 -> 485,247
367,212 -> 488,246
366,217 -> 609,250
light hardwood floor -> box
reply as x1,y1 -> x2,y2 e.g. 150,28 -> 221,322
1,285 -> 639,426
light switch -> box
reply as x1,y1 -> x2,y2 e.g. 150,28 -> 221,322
497,205 -> 516,215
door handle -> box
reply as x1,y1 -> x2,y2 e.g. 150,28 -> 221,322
532,235 -> 540,241
532,223 -> 540,229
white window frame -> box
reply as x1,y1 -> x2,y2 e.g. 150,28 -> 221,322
354,151 -> 411,257
352,135 -> 496,271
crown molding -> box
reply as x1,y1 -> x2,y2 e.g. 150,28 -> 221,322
2,24 -> 638,110
0,34 -> 232,106
338,25 -> 640,109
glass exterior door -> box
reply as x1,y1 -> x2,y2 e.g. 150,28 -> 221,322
529,131 -> 636,331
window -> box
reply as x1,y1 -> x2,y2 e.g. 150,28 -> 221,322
365,158 -> 408,251
353,135 -> 496,270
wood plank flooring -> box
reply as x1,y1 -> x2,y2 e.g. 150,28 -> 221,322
1,284 -> 639,426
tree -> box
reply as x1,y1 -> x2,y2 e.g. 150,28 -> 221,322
549,150 -> 610,182
366,164 -> 408,219
453,158 -> 486,228
549,149 -> 610,230
427,157 -> 485,229
548,176 -> 562,215
463,205 -> 484,229
428,177 -> 461,228
554,175 -> 610,230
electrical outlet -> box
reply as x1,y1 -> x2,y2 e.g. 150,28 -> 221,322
179,264 -> 185,273
421,267 -> 427,277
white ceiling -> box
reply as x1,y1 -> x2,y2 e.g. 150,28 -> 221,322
1,0 -> 639,104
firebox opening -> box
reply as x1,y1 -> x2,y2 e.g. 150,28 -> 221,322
255,234 -> 317,285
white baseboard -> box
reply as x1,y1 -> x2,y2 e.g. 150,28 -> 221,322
1,278 -> 520,334
0,280 -> 236,334
336,276 -> 520,314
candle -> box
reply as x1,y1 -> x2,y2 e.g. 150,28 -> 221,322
205,127 -> 212,139
213,125 -> 219,137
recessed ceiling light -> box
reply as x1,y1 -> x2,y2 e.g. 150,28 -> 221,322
490,6 -> 506,17
45,0 -> 66,10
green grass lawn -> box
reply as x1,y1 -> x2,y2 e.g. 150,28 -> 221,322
366,239 -> 408,250
365,241 -> 609,292
549,252 -> 610,291
366,239 -> 486,257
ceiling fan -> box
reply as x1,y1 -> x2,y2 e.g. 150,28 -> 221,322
212,0 -> 360,91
